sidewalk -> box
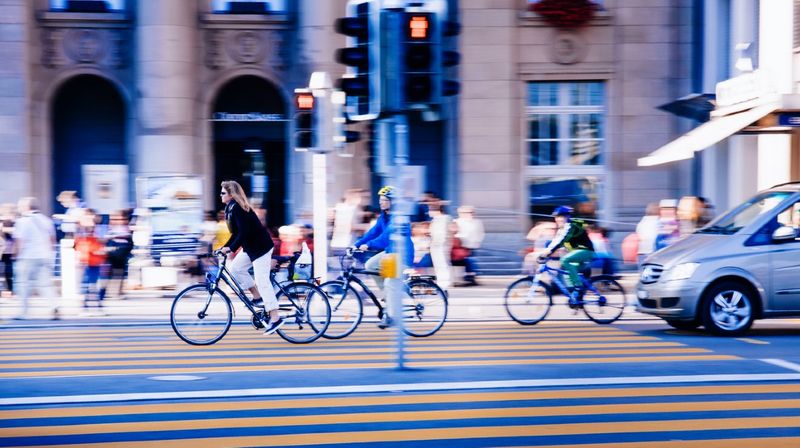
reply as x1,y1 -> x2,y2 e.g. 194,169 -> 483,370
0,272 -> 654,327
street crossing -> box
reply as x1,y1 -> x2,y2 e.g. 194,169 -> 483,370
5,322 -> 800,446
0,322 -> 737,379
3,382 -> 800,446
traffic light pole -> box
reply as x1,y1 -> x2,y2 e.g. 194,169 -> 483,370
380,112 -> 410,370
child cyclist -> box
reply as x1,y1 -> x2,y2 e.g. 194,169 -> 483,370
538,206 -> 595,302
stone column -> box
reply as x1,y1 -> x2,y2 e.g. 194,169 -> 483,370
135,1 -> 198,176
0,0 -> 31,204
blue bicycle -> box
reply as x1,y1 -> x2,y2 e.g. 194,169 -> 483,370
504,256 -> 627,325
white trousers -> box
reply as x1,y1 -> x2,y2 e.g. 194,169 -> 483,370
229,249 -> 279,311
17,258 -> 58,316
430,244 -> 452,289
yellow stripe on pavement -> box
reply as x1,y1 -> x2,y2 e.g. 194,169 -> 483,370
4,399 -> 800,438
0,342 -> 687,361
4,383 -> 800,420
0,348 -> 710,369
0,354 -> 739,378
8,417 -> 800,448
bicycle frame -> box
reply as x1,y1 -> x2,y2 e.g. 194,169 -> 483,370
205,254 -> 305,319
338,262 -> 385,317
533,261 -> 599,302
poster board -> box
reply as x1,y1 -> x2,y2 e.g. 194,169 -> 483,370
82,164 -> 129,215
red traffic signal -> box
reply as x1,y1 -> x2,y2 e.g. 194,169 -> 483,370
296,93 -> 314,110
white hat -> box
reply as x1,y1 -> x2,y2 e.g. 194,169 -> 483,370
659,199 -> 678,208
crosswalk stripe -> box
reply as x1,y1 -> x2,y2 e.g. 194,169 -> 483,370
4,399 -> 800,438
511,437 -> 800,448
4,383 -> 800,419
0,342 -> 687,360
0,354 -> 739,378
0,347 -> 711,369
5,416 -> 800,448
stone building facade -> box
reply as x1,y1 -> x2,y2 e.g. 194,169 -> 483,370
0,0 -> 697,249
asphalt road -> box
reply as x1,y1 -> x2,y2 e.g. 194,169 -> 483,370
3,275 -> 800,446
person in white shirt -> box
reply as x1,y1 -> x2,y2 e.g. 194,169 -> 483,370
636,203 -> 660,266
13,197 -> 58,320
429,202 -> 453,290
454,205 -> 485,285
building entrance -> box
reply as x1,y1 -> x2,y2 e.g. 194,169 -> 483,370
51,74 -> 127,212
212,75 -> 287,227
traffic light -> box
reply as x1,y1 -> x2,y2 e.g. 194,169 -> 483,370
294,90 -> 316,151
401,11 -> 436,107
334,0 -> 381,121
440,17 -> 461,98
331,90 -> 361,155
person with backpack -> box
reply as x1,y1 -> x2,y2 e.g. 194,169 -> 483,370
537,206 -> 595,301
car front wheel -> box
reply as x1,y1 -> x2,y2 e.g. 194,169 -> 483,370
701,281 -> 755,336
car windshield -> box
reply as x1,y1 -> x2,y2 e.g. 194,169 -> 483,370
697,191 -> 793,235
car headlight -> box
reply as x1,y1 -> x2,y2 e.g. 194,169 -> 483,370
663,262 -> 699,281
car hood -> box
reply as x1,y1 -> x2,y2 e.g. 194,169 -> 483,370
644,233 -> 727,267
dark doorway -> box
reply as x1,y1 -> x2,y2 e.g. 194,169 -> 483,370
51,75 -> 127,212
212,75 -> 287,227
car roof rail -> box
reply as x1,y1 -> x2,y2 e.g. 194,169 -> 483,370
769,181 -> 800,190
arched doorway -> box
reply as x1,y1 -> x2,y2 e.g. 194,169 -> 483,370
212,75 -> 287,226
51,74 -> 127,213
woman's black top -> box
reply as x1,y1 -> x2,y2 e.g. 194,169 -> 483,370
224,201 -> 274,260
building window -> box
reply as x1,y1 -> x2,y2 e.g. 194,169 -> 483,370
211,0 -> 286,13
526,81 -> 605,166
50,0 -> 125,12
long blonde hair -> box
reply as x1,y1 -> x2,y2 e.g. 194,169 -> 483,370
221,180 -> 251,212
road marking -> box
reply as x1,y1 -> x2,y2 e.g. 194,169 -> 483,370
3,372 -> 800,406
736,337 -> 770,345
762,358 -> 800,373
6,400 -> 800,438
8,416 -> 800,448
6,383 -> 800,419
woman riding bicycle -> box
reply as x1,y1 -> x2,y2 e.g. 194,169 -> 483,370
352,186 -> 414,293
219,180 -> 284,335
538,206 -> 595,301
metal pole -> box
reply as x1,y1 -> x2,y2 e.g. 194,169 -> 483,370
388,113 -> 410,369
312,153 -> 328,283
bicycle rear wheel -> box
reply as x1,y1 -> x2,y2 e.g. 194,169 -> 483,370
583,277 -> 626,324
402,278 -> 448,337
276,282 -> 331,344
170,284 -> 232,345
319,280 -> 363,339
504,277 -> 552,325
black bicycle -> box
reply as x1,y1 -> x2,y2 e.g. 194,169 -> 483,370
318,249 -> 448,339
504,256 -> 627,325
170,250 -> 331,345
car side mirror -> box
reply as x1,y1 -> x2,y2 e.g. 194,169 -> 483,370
772,225 -> 797,242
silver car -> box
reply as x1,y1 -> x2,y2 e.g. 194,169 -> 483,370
637,182 -> 800,335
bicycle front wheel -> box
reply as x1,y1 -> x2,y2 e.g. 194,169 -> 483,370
583,277 -> 626,324
319,280 -> 363,339
170,284 -> 232,345
276,282 -> 331,344
402,278 -> 448,337
504,277 -> 552,325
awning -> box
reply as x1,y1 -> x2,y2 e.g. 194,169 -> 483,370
657,93 -> 716,122
637,102 -> 780,167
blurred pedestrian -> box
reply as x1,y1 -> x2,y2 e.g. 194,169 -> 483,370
219,180 -> 284,335
429,201 -> 453,290
1,203 -> 15,297
54,190 -> 84,238
521,220 -> 557,274
331,190 -> 361,249
13,197 -> 58,320
655,199 -> 680,250
101,210 -> 133,300
411,191 -> 437,223
678,196 -> 704,236
635,203 -> 660,266
588,225 -> 615,275
454,205 -> 484,286
75,209 -> 107,314
411,221 -> 433,269
213,210 -> 231,252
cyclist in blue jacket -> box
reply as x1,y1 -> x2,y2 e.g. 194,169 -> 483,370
353,186 -> 414,293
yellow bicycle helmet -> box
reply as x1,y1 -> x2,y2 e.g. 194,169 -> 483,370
378,185 -> 395,198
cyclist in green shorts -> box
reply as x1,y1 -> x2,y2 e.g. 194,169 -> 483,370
538,206 -> 595,301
